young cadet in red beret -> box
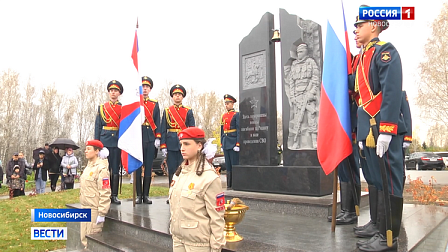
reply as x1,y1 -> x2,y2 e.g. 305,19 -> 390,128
79,140 -> 111,249
169,127 -> 225,252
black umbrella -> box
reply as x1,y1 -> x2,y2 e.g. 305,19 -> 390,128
33,147 -> 46,161
50,138 -> 80,150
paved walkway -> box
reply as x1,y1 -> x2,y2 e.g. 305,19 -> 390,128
413,216 -> 448,252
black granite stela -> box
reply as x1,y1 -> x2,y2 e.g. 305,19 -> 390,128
238,12 -> 277,167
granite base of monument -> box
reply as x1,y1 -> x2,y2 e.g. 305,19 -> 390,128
66,197 -> 446,252
232,165 -> 333,196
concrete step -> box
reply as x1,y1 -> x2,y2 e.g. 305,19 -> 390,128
87,231 -> 170,252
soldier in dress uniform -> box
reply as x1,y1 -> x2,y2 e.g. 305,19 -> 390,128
353,9 -> 406,251
400,91 -> 412,186
351,29 -> 381,239
135,76 -> 161,204
160,84 -> 195,203
94,80 -> 123,204
79,140 -> 111,249
328,41 -> 362,225
220,94 -> 240,190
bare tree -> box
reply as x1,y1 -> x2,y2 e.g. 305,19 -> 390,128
417,3 -> 448,126
156,80 -> 175,120
0,69 -> 22,161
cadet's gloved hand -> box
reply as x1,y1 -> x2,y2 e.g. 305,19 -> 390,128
162,148 -> 168,157
403,142 -> 411,149
96,216 -> 105,224
154,139 -> 160,148
221,148 -> 223,152
376,134 -> 392,158
233,146 -> 240,152
358,141 -> 363,150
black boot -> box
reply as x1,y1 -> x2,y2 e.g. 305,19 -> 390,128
355,185 -> 379,237
111,174 -> 121,205
359,191 -> 402,252
135,171 -> 142,204
336,182 -> 357,225
226,171 -> 232,190
328,185 -> 346,222
143,176 -> 152,204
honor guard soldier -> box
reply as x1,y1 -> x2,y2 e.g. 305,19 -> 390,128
160,84 -> 195,203
136,76 -> 161,204
353,9 -> 406,251
400,91 -> 412,186
220,94 -> 240,190
351,32 -> 381,239
94,80 -> 123,204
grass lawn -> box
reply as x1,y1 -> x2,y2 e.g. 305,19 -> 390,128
0,184 -> 169,252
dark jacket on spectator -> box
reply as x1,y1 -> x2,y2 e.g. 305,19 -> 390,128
33,158 -> 49,181
48,152 -> 62,174
7,159 -> 26,180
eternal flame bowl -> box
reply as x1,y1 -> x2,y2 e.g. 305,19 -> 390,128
224,203 -> 249,242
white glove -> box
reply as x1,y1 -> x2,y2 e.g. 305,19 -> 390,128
403,142 -> 410,149
154,139 -> 161,148
96,216 -> 105,224
376,134 -> 392,158
162,148 -> 168,157
233,146 -> 240,152
358,141 -> 363,150
221,148 -> 223,152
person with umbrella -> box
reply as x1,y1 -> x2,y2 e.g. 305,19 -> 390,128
49,138 -> 80,190
94,80 -> 123,204
48,147 -> 62,192
62,148 -> 78,189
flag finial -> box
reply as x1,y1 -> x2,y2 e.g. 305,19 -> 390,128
136,18 -> 139,29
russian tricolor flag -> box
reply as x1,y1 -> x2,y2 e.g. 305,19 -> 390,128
317,1 -> 352,175
118,28 -> 144,174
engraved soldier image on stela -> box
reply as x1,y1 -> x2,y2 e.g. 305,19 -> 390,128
283,18 -> 322,150
242,51 -> 266,91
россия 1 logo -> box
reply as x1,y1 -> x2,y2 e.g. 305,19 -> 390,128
359,7 -> 415,20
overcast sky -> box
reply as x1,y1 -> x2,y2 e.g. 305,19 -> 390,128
0,0 -> 444,141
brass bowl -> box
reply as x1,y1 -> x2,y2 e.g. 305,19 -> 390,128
224,204 -> 249,242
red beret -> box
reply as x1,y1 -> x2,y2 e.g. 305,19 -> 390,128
178,127 -> 205,140
86,140 -> 104,149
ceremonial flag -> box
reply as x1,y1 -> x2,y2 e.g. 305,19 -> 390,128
317,0 -> 352,175
118,27 -> 144,174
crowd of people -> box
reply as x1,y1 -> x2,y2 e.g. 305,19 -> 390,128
3,144 -> 78,198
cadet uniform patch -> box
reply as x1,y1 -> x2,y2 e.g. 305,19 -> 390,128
188,183 -> 195,190
381,51 -> 391,63
102,178 -> 110,189
215,206 -> 225,212
216,192 -> 225,206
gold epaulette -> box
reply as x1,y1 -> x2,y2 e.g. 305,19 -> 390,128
149,98 -> 158,102
184,106 -> 191,110
376,41 -> 387,46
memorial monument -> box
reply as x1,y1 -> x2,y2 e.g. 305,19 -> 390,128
233,9 -> 333,196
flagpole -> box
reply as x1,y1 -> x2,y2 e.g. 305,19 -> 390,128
331,167 -> 338,232
131,17 -> 139,208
